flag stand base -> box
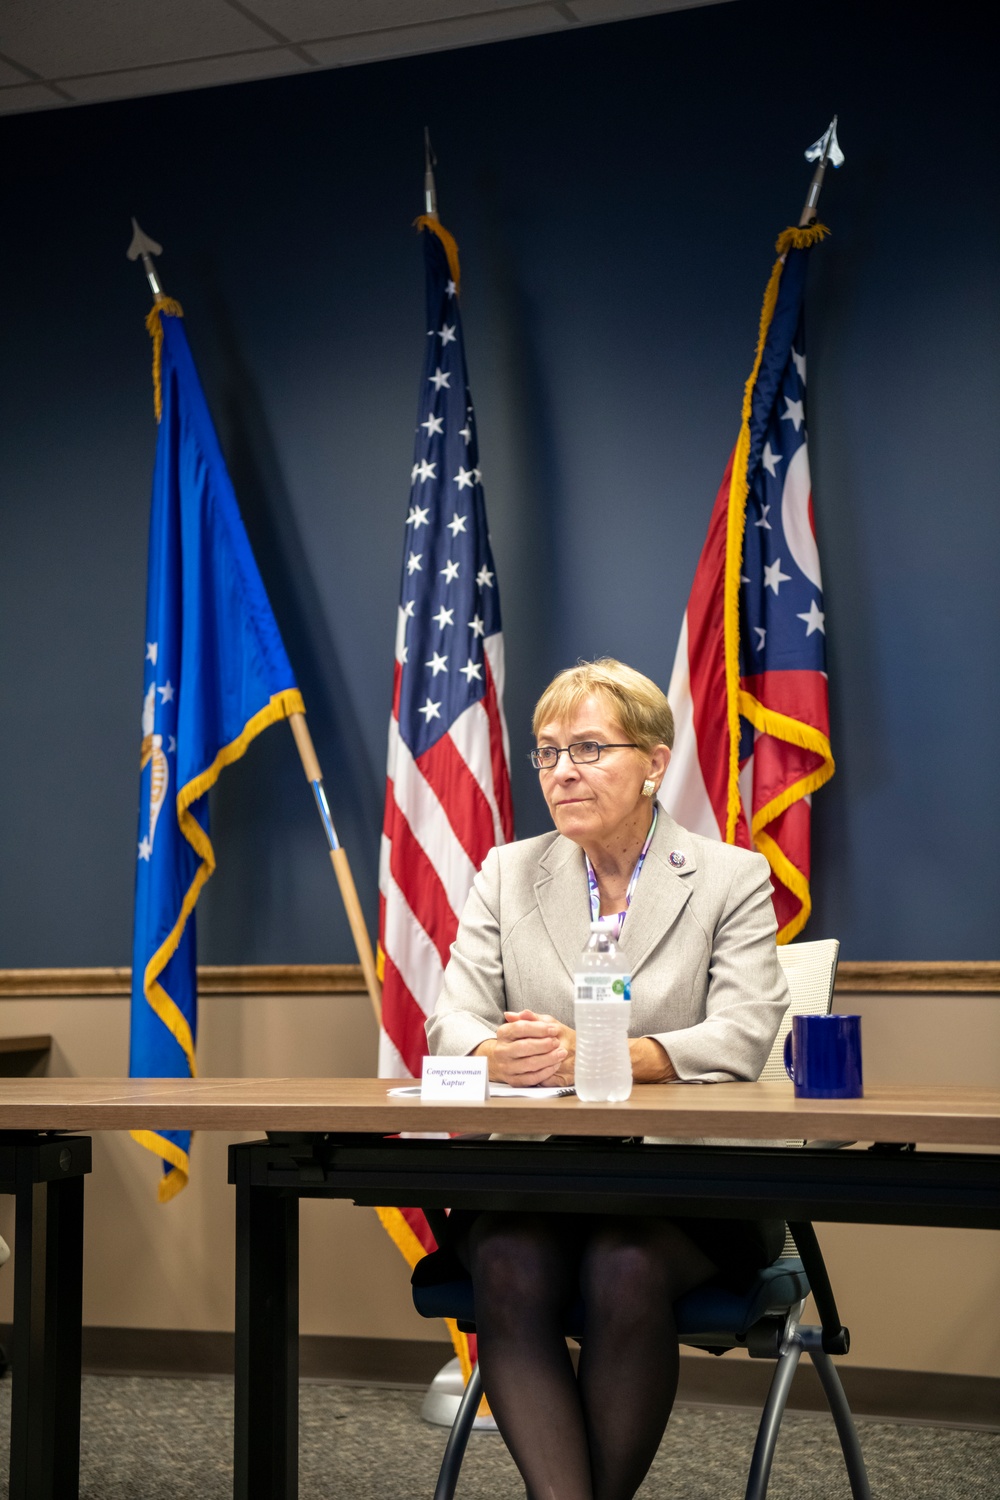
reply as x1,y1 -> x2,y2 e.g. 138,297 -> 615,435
420,1356 -> 498,1432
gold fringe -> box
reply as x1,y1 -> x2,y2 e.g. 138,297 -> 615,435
145,295 -> 185,423
722,225 -> 832,933
414,215 -> 462,297
775,223 -> 829,255
754,830 -> 813,944
375,1205 -> 476,1384
134,688 -> 306,1196
375,942 -> 386,984
130,1129 -> 191,1200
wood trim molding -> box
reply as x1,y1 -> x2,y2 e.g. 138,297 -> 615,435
834,961 -> 1000,992
0,960 -> 997,999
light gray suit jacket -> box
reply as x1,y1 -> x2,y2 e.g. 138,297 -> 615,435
426,809 -> 789,1082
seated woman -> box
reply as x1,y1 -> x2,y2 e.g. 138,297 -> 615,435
426,658 -> 789,1500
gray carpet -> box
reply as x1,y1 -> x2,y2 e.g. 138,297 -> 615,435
0,1377 -> 997,1498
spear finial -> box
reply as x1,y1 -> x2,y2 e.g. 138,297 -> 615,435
423,127 -> 439,219
799,116 -> 843,227
127,217 -> 165,297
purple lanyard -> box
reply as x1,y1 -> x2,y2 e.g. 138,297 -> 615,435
585,807 -> 657,940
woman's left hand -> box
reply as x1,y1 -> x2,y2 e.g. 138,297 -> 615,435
503,1011 -> 576,1085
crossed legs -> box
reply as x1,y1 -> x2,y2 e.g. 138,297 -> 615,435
463,1213 -> 717,1500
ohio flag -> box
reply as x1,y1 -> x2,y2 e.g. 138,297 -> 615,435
659,224 -> 834,942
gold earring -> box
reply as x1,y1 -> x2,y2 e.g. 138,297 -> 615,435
641,778 -> 656,798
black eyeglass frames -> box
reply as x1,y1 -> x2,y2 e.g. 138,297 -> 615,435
528,741 -> 639,771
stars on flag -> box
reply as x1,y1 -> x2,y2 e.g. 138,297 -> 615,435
797,599 -> 826,636
459,659 -> 482,683
454,466 -> 476,489
476,565 -> 494,589
761,443 -> 782,478
754,503 -> 772,530
145,642 -> 158,664
469,613 -> 485,637
407,552 -> 423,575
425,651 -> 448,675
433,605 -> 455,630
445,279 -> 457,298
446,512 -> 467,537
781,396 -> 805,431
763,558 -> 792,595
417,698 -> 442,722
421,413 -> 444,436
138,837 -> 152,862
413,459 -> 436,483
168,735 -> 177,753
407,504 -> 430,528
157,681 -> 174,703
440,560 -> 460,583
429,367 -> 451,391
753,627 -> 767,652
439,324 -> 457,345
791,348 -> 806,383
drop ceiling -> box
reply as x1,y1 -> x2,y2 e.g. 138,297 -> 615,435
0,1 -> 723,116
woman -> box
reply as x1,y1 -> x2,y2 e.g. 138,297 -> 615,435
427,658 -> 789,1500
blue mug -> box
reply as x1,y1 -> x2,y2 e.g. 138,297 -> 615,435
783,1014 -> 863,1099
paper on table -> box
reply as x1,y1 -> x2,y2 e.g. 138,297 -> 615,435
387,1083 -> 576,1099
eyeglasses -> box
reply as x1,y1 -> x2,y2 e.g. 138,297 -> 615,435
528,741 -> 638,771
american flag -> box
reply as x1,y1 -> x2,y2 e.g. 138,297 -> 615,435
376,217 -> 513,1287
659,225 -> 835,942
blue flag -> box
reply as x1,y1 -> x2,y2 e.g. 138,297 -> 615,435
130,300 -> 304,1200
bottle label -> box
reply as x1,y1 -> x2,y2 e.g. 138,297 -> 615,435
574,973 -> 631,1002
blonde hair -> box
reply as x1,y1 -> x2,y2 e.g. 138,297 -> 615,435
532,658 -> 674,751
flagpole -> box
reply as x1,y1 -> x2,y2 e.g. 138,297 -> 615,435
287,713 -> 383,1028
799,115 -> 839,226
423,127 -> 438,219
127,221 -> 383,1031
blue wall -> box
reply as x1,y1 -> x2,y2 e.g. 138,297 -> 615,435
1,0 -> 996,964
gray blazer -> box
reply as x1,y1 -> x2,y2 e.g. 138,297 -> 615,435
427,808 -> 789,1082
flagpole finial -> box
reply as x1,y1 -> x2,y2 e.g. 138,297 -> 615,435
423,127 -> 439,220
799,115 -> 843,226
127,217 -> 165,297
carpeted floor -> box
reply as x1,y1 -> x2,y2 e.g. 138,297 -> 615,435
0,1376 -> 997,1498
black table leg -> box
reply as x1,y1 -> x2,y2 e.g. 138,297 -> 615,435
7,1137 -> 87,1500
233,1149 -> 299,1500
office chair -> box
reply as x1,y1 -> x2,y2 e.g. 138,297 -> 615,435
412,937 -> 871,1500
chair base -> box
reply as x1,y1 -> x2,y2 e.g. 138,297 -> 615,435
421,1356 -> 498,1433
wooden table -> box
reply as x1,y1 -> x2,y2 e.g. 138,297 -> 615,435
1,1078 -> 998,1500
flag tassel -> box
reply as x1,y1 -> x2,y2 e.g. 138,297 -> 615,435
288,713 -> 383,1029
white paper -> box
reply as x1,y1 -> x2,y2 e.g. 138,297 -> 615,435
388,1082 -> 576,1099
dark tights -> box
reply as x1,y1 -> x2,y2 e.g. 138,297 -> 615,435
462,1213 -> 717,1500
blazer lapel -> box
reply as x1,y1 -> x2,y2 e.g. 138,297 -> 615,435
617,810 -> 697,979
535,837 -> 592,983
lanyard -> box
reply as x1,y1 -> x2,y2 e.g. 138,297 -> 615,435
585,806 -> 657,940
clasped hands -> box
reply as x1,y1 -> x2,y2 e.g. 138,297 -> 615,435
474,1011 -> 677,1087
476,1010 -> 576,1087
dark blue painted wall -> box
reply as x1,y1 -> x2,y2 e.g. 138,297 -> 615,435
1,0 -> 996,964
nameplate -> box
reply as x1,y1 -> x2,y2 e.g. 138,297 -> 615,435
420,1056 -> 490,1101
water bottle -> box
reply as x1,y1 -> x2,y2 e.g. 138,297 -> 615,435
573,921 -> 633,1102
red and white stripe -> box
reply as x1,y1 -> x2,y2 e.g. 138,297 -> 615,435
378,611 -> 513,1080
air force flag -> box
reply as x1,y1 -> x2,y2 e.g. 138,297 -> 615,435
130,300 -> 303,1200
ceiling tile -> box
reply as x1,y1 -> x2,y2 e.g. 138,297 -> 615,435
307,9 -> 570,67
566,0 -> 723,18
238,1 -> 548,41
0,0 -> 277,78
0,81 -> 69,115
61,47 -> 310,105
0,55 -> 39,86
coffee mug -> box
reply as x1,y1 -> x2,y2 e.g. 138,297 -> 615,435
783,1014 -> 863,1099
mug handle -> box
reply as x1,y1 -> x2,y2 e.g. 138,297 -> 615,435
783,1031 -> 794,1081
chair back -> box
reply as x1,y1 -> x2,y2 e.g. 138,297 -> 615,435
760,938 -> 840,1080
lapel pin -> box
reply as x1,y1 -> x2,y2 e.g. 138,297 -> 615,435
668,850 -> 686,869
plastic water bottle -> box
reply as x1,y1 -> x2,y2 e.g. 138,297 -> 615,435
573,921 -> 633,1102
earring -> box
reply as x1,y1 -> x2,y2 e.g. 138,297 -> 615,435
641,778 -> 656,798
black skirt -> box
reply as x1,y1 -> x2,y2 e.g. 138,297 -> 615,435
435,1209 -> 785,1293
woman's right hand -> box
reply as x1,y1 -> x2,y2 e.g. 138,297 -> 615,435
475,1011 -> 568,1085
